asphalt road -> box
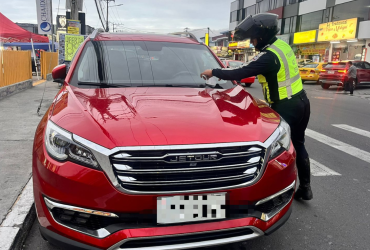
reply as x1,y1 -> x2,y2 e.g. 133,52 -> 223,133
22,81 -> 370,250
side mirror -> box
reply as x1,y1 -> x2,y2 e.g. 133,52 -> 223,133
52,64 -> 66,84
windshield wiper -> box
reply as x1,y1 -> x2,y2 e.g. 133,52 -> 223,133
77,82 -> 130,88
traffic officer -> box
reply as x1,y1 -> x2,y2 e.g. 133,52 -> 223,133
200,13 -> 313,200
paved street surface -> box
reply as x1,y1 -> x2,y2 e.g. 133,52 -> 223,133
22,82 -> 370,250
0,81 -> 58,224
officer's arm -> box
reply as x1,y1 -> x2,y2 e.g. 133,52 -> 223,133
212,52 -> 278,81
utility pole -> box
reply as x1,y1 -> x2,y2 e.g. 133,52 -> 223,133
110,22 -> 124,32
101,0 -> 115,32
70,0 -> 79,20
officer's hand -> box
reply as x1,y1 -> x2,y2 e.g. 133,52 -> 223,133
200,69 -> 213,79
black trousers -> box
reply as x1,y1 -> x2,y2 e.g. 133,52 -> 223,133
347,77 -> 356,94
271,91 -> 311,186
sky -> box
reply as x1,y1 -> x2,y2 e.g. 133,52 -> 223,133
1,0 -> 233,37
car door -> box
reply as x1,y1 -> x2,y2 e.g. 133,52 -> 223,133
353,62 -> 365,84
362,62 -> 370,84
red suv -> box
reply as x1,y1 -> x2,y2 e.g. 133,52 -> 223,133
319,61 -> 370,89
33,30 -> 297,250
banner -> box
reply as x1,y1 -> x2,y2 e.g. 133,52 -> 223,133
318,18 -> 358,42
57,15 -> 67,32
35,0 -> 53,35
293,30 -> 316,44
298,44 -> 329,55
64,34 -> 84,61
67,20 -> 81,35
205,33 -> 209,46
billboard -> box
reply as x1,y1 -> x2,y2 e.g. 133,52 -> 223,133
35,0 -> 53,35
293,30 -> 317,44
318,18 -> 358,42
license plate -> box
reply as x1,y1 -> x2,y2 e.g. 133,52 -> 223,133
157,193 -> 226,224
328,70 -> 335,74
300,70 -> 307,74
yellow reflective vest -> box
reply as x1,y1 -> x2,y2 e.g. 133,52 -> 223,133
257,39 -> 303,104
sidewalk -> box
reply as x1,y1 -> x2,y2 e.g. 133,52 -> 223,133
0,81 -> 59,233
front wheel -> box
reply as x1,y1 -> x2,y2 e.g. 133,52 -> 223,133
244,83 -> 252,87
321,83 -> 330,89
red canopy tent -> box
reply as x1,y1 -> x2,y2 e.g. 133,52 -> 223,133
0,12 -> 49,43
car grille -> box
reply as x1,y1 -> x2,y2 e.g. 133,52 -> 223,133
110,145 -> 266,193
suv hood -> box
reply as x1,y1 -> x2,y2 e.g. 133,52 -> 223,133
50,85 -> 280,149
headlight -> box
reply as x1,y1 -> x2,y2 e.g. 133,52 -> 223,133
45,121 -> 99,169
269,118 -> 291,160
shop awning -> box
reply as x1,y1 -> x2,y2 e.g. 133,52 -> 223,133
0,12 -> 49,43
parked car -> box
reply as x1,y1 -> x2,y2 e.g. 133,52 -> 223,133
297,59 -> 312,68
33,30 -> 297,250
222,60 -> 255,87
299,62 -> 326,83
319,61 -> 370,89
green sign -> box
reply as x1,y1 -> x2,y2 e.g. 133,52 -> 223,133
65,35 -> 84,61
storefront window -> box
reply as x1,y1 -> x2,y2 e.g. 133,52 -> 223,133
299,11 -> 323,32
244,5 -> 256,17
332,0 -> 370,22
323,7 -> 333,23
230,10 -> 238,22
257,0 -> 270,13
270,0 -> 284,9
277,19 -> 282,35
283,16 -> 297,34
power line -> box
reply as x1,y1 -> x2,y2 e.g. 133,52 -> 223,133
94,0 -> 106,30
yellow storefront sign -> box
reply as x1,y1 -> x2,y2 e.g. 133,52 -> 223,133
298,44 -> 328,55
318,18 -> 358,42
67,27 -> 79,34
65,35 -> 85,61
229,42 -> 238,48
293,30 -> 316,44
237,40 -> 250,48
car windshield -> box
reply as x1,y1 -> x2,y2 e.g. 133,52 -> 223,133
303,64 -> 319,68
228,61 -> 244,68
324,63 -> 347,69
71,41 -> 235,89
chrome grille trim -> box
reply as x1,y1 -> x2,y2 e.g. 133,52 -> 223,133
113,157 -> 260,174
72,128 -> 280,194
118,173 -> 256,185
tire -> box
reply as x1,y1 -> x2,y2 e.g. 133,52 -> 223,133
244,83 -> 252,87
316,80 -> 320,85
321,83 -> 330,89
302,80 -> 305,84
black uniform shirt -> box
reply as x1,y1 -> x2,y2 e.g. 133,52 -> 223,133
212,42 -> 282,102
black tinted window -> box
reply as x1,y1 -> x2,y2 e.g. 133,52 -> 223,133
303,64 -> 319,68
229,61 -> 244,68
364,62 -> 370,69
324,63 -> 346,69
72,41 -> 234,88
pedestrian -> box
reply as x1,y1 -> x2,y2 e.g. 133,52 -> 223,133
200,13 -> 313,200
346,61 -> 357,95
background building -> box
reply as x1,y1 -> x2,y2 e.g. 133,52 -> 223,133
229,0 -> 370,62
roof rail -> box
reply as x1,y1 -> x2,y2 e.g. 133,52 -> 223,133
169,32 -> 199,43
90,28 -> 105,41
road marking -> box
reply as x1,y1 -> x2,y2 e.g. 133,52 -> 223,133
332,124 -> 370,139
306,129 -> 370,164
310,159 -> 341,176
313,97 -> 334,100
33,80 -> 46,86
0,177 -> 33,250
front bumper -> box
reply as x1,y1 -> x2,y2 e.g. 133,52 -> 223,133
39,206 -> 292,250
33,133 -> 297,249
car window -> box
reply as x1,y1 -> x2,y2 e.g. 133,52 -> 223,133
324,63 -> 346,69
228,61 -> 244,68
364,62 -> 370,69
72,41 -> 235,88
353,62 -> 364,69
303,64 -> 318,68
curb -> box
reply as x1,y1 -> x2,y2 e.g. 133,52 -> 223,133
0,177 -> 35,250
0,80 -> 33,101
